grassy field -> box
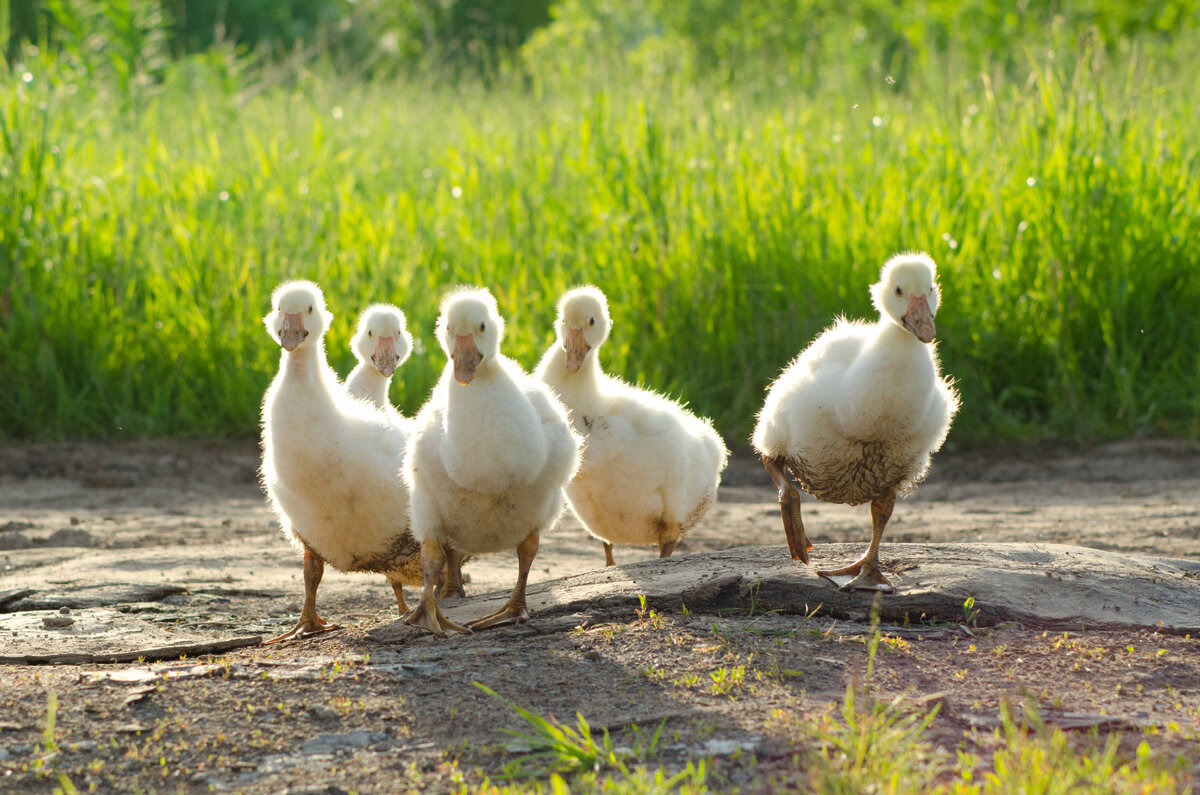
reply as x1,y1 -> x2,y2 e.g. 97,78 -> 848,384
2,20 -> 1199,443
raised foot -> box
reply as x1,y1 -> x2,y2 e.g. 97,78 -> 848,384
817,562 -> 894,593
264,617 -> 341,645
466,601 -> 529,631
404,599 -> 471,638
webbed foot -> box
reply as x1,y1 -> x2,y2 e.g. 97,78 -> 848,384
468,530 -> 538,630
817,560 -> 894,593
466,598 -> 529,630
264,616 -> 341,645
404,597 -> 470,638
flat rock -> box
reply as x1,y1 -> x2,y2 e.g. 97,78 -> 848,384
299,731 -> 390,755
0,605 -> 261,664
0,533 -> 33,550
45,528 -> 95,548
372,543 -> 1200,641
0,589 -> 35,609
1,583 -> 186,612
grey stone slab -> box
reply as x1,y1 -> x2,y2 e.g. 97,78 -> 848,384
2,583 -> 187,612
374,543 -> 1200,640
298,731 -> 390,755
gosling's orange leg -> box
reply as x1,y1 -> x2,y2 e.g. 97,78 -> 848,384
818,487 -> 896,593
266,547 -> 341,644
658,522 -> 680,558
603,542 -> 616,567
405,538 -> 470,638
468,531 -> 539,630
763,455 -> 811,563
389,579 -> 409,615
439,545 -> 467,599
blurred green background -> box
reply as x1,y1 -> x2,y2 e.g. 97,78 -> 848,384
1,0 -> 1198,445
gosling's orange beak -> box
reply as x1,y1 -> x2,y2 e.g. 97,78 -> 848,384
564,326 -> 590,372
279,312 -> 307,351
372,335 -> 398,377
452,333 -> 482,385
901,295 -> 935,343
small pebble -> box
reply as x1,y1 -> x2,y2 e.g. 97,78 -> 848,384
43,615 -> 75,628
308,705 -> 338,722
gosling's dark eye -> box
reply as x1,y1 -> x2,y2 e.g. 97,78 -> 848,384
368,330 -> 373,338
589,317 -> 595,326
308,305 -> 314,314
894,287 -> 903,297
479,322 -> 486,333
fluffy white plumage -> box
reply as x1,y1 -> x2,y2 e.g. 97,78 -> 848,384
403,287 -> 581,636
536,286 -> 728,559
753,253 -> 959,590
754,253 -> 958,502
406,287 -> 581,557
344,303 -> 413,417
260,281 -> 419,639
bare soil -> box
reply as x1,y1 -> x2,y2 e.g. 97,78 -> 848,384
1,439 -> 1198,793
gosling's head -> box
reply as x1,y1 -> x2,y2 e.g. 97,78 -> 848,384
555,286 -> 610,372
871,252 -> 940,343
438,287 -> 504,385
352,304 -> 412,378
264,280 -> 333,352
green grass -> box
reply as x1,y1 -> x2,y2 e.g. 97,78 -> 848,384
2,24 -> 1200,441
468,614 -> 1196,794
795,674 -> 1196,794
472,681 -> 709,792
32,691 -> 79,795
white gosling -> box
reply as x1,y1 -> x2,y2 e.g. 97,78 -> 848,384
345,303 -> 413,412
536,286 -> 728,565
260,281 -> 419,643
345,305 -> 469,597
752,252 -> 960,592
404,288 -> 582,636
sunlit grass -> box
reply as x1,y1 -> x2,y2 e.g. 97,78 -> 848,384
788,606 -> 1196,794
472,681 -> 708,793
470,613 -> 1195,794
2,32 -> 1199,441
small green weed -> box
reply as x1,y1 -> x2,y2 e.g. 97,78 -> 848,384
473,683 -> 710,793
962,597 -> 980,627
635,595 -> 665,630
34,692 -> 78,795
708,666 -> 746,698
475,682 -> 618,776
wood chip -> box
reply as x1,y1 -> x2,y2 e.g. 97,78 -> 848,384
114,722 -> 149,733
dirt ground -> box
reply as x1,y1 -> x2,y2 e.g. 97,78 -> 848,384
1,439 -> 1199,792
